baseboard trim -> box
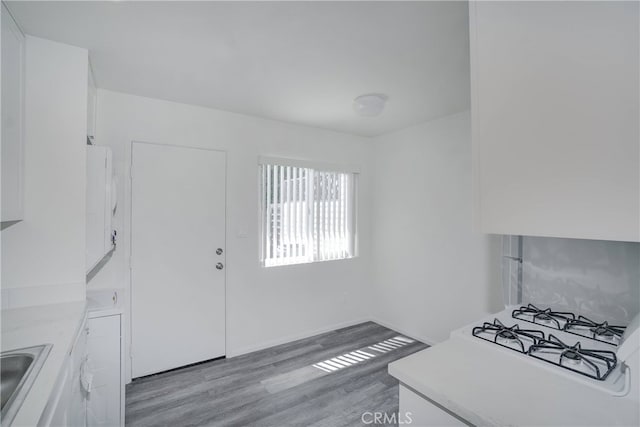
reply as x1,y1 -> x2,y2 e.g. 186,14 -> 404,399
226,317 -> 371,358
369,317 -> 439,347
227,316 -> 440,359
124,317 -> 437,384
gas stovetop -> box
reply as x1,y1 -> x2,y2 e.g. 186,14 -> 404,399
455,305 -> 631,394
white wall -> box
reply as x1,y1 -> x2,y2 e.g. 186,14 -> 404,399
89,90 -> 373,372
371,111 -> 502,344
1,36 -> 87,308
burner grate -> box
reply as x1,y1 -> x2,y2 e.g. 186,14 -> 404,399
472,319 -> 544,353
528,334 -> 617,381
512,304 -> 575,330
563,316 -> 626,346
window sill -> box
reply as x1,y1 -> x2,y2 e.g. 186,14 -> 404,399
262,255 -> 358,269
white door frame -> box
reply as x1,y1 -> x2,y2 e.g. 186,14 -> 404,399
123,140 -> 228,382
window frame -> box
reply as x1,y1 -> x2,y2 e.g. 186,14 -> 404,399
258,157 -> 359,268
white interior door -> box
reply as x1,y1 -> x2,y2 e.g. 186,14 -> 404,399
131,142 -> 226,378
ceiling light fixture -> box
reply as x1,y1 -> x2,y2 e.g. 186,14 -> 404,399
353,93 -> 388,117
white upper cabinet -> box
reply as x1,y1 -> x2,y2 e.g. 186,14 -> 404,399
86,145 -> 114,273
87,63 -> 97,141
470,1 -> 639,242
1,4 -> 25,222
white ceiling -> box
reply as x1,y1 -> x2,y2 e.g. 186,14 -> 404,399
7,1 -> 471,137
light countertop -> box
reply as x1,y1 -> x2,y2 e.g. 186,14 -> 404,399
2,301 -> 87,427
389,338 -> 640,426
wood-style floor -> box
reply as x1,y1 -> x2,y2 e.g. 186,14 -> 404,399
125,322 -> 428,427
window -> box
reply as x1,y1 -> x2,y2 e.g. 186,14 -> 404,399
260,161 -> 357,267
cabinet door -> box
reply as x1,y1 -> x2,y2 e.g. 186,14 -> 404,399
102,150 -> 113,255
87,65 -> 97,141
87,315 -> 122,427
42,361 -> 71,427
40,321 -> 88,427
470,1 -> 639,242
68,322 -> 89,427
86,146 -> 109,271
1,3 -> 25,222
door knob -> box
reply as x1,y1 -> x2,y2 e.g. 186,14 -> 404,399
216,262 -> 224,270
216,248 -> 223,255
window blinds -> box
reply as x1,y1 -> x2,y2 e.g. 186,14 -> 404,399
260,163 -> 356,267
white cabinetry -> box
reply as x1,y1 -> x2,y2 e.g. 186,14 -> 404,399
1,3 -> 25,222
47,362 -> 70,427
470,1 -> 639,242
87,313 -> 123,427
86,145 -> 115,272
87,64 -> 97,142
399,385 -> 465,427
69,322 -> 90,427
40,317 -> 90,427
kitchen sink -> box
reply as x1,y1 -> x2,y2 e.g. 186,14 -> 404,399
1,344 -> 52,426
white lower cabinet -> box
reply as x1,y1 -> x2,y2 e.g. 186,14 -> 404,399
47,363 -> 70,426
87,313 -> 124,427
399,385 -> 466,427
40,317 -> 90,427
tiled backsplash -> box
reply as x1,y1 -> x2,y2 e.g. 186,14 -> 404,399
519,236 -> 639,325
